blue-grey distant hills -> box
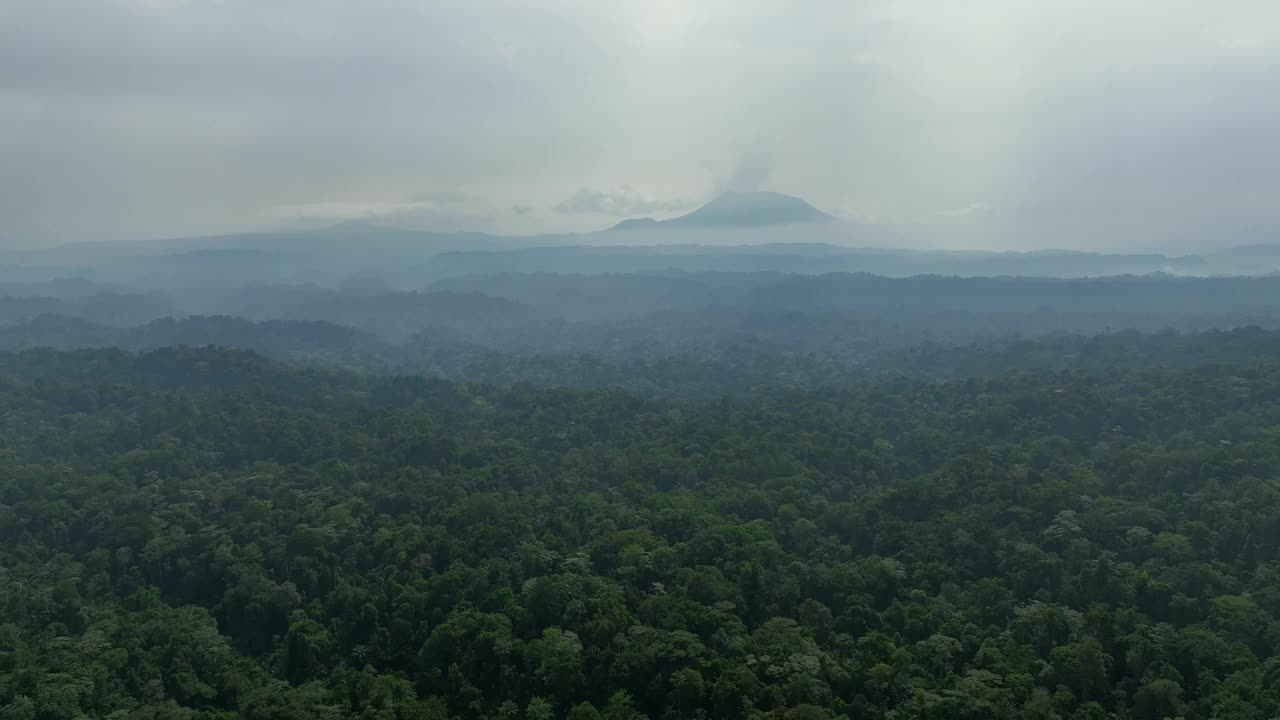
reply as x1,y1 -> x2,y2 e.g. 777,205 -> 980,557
611,191 -> 835,231
6,189 -> 1280,290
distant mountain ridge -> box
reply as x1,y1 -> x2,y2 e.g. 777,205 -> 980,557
8,193 -> 1280,289
611,191 -> 835,231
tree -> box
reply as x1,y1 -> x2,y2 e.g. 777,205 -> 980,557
1134,679 -> 1183,720
566,703 -> 602,720
526,697 -> 556,720
528,628 -> 584,700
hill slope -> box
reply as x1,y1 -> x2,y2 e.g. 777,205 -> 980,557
611,191 -> 835,230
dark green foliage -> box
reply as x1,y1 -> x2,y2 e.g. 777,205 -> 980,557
1,347 -> 1279,719
13,313 -> 1280,401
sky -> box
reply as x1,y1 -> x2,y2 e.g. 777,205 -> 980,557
1,0 -> 1279,250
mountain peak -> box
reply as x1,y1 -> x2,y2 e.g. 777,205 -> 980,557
609,191 -> 833,231
610,217 -> 662,231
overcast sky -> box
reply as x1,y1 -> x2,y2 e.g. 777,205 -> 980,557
2,0 -> 1278,249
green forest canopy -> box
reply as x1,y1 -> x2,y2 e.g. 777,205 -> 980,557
1,348 -> 1279,719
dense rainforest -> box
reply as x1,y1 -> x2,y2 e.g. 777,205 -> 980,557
10,313 -> 1280,399
2,347 -> 1279,720
10,3 -> 1280,718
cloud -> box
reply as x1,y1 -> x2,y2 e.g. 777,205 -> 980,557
717,152 -> 776,194
554,187 -> 694,217
2,0 -> 1279,248
262,193 -> 505,231
931,203 -> 992,221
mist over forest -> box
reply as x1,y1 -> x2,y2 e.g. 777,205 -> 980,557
5,190 -> 1280,720
5,191 -> 1280,391
6,1 -> 1280,718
